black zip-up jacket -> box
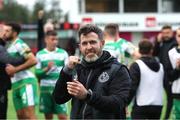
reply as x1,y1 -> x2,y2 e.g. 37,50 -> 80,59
53,51 -> 131,119
153,37 -> 177,71
0,39 -> 25,92
153,37 -> 177,95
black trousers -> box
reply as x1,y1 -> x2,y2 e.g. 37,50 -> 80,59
0,91 -> 8,119
131,105 -> 162,119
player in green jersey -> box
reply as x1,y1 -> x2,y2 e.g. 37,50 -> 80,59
103,23 -> 122,62
35,30 -> 68,120
4,22 -> 38,119
103,23 -> 140,64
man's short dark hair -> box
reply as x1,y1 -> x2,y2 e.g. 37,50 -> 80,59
104,23 -> 119,37
162,25 -> 172,30
78,24 -> 103,40
45,30 -> 57,37
5,22 -> 21,35
139,39 -> 153,54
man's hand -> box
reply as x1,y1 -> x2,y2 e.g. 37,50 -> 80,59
43,61 -> 54,73
5,64 -> 16,77
38,10 -> 44,19
157,33 -> 162,42
47,61 -> 54,70
176,58 -> 180,69
67,56 -> 81,69
67,80 -> 88,100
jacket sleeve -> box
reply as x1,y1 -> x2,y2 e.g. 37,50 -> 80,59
168,68 -> 180,81
86,66 -> 131,113
0,46 -> 25,66
127,62 -> 140,104
167,61 -> 180,81
52,67 -> 73,104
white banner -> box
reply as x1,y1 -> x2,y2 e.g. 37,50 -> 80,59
69,14 -> 180,32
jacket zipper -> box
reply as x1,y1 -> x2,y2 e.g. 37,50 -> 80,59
82,104 -> 87,119
82,69 -> 93,119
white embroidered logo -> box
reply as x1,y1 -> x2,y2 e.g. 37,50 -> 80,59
98,72 -> 109,83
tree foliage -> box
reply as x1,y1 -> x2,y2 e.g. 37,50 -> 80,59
0,1 -> 30,23
0,0 -> 62,24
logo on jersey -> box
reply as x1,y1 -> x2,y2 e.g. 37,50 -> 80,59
98,72 -> 109,83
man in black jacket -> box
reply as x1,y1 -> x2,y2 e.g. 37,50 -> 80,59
0,26 -> 25,119
53,24 -> 131,119
153,25 -> 177,119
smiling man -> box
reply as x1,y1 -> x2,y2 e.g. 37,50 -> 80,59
53,24 -> 131,119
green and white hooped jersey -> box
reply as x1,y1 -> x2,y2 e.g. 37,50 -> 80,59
117,38 -> 136,56
116,38 -> 136,64
35,48 -> 68,93
103,41 -> 122,62
7,38 -> 37,89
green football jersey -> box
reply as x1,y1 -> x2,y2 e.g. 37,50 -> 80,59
7,38 -> 37,90
117,38 -> 136,56
35,48 -> 68,93
117,38 -> 136,64
103,40 -> 123,62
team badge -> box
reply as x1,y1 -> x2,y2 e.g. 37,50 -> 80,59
98,72 -> 109,83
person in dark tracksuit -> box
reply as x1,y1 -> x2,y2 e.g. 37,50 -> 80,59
53,24 -> 131,119
0,37 -> 25,119
128,40 -> 164,119
153,25 -> 177,119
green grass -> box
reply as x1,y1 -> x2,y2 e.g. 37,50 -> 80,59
8,90 -> 173,119
7,90 -> 71,119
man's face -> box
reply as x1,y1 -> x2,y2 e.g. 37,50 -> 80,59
79,32 -> 104,62
45,35 -> 58,50
3,25 -> 14,41
161,28 -> 173,41
176,29 -> 180,45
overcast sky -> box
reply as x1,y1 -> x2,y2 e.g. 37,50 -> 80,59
16,0 -> 36,9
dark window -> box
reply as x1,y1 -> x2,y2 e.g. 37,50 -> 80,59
124,0 -> 157,12
78,0 -> 82,13
173,0 -> 180,12
85,0 -> 119,13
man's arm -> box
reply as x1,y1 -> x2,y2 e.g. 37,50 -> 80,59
6,53 -> 37,75
127,62 -> 140,104
167,58 -> 180,81
37,10 -> 45,51
0,46 -> 25,66
168,68 -> 180,81
53,66 -> 73,104
122,40 -> 141,59
35,54 -> 54,79
153,35 -> 162,57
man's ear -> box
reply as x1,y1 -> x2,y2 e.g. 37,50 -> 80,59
13,32 -> 17,38
101,40 -> 105,46
79,43 -> 82,51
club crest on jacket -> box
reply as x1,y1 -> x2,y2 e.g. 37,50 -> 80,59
98,72 -> 109,83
